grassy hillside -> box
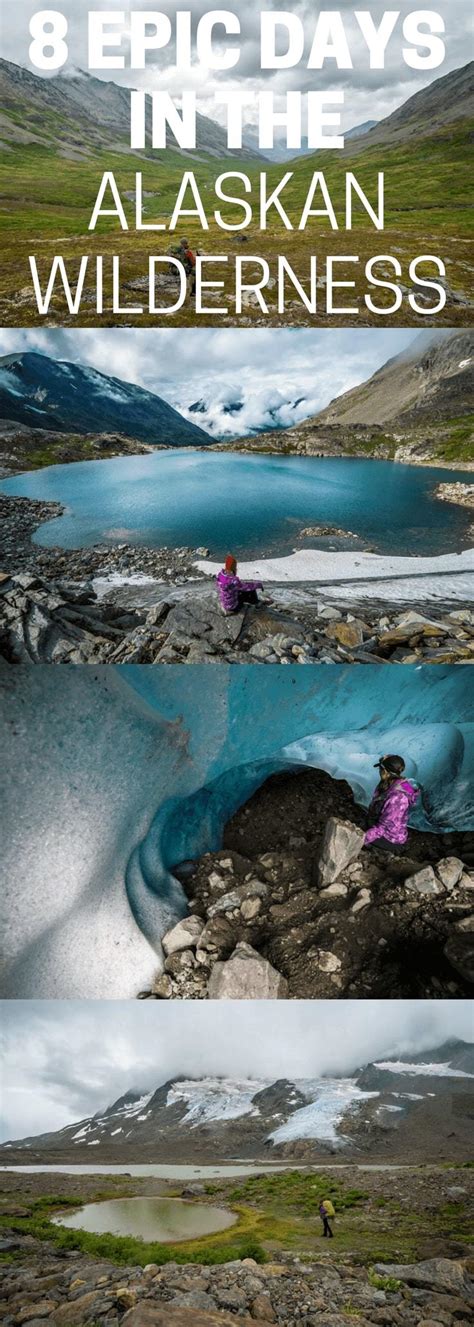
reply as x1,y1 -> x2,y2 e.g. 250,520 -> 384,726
213,414 -> 474,466
0,90 -> 472,326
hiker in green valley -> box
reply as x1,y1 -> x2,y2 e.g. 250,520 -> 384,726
177,236 -> 197,300
319,1197 -> 335,1237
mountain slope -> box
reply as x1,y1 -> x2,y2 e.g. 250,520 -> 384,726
343,60 -> 474,151
220,333 -> 474,464
0,352 -> 210,447
2,1042 -> 472,1163
314,332 -> 474,428
0,58 -> 262,161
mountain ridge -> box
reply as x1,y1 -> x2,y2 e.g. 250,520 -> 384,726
0,57 -> 263,161
214,332 -> 474,464
2,1041 -> 472,1163
0,351 -> 210,448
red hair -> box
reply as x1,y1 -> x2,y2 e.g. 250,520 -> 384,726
225,555 -> 237,573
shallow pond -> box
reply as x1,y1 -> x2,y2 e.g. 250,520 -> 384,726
52,1195 -> 237,1242
1,453 -> 471,557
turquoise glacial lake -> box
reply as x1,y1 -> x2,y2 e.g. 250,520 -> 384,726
1,453 -> 471,557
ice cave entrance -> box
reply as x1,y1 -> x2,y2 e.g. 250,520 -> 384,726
53,1196 -> 237,1242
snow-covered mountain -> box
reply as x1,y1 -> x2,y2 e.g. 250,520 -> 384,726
2,1041 -> 472,1162
0,352 -> 209,448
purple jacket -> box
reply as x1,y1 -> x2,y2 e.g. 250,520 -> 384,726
365,779 -> 420,846
216,570 -> 263,614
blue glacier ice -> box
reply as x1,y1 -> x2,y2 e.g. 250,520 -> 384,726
1,664 -> 472,998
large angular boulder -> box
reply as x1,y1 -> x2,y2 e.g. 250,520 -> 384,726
121,1306 -> 260,1326
372,1258 -> 471,1298
436,856 -> 465,890
162,597 -> 245,647
207,942 -> 288,999
162,915 -> 204,956
317,818 -> 365,887
404,866 -> 443,897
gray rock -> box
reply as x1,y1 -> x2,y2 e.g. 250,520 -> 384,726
162,915 -> 204,956
207,943 -> 288,999
317,817 -> 365,887
436,856 -> 465,889
373,1258 -> 470,1297
404,866 -> 443,897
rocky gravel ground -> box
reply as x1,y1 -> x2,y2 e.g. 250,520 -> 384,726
0,1234 -> 472,1327
1,570 -> 472,667
138,771 -> 474,1001
1,495 -> 473,666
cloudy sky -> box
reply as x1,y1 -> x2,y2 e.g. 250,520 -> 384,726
3,1 -> 471,133
0,327 -> 421,437
1,1000 -> 472,1142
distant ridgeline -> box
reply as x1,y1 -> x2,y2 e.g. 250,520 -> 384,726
7,7 -> 471,319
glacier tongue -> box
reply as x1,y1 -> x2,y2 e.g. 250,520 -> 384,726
269,1079 -> 378,1145
166,1078 -> 268,1126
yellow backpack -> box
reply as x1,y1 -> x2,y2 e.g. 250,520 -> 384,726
322,1199 -> 335,1218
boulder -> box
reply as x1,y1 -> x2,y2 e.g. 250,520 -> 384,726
13,1303 -> 58,1323
208,943 -> 288,999
372,1259 -> 470,1298
197,915 -> 236,957
162,915 -> 204,956
250,1295 -> 277,1321
52,1292 -> 104,1324
121,1307 -> 259,1326
326,619 -> 364,649
241,896 -> 262,921
317,818 -> 365,887
436,856 -> 465,890
151,973 -> 173,998
404,866 -> 442,897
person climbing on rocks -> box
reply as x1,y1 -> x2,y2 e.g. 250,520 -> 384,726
216,555 -> 264,615
319,1198 -> 335,1237
364,755 -> 420,849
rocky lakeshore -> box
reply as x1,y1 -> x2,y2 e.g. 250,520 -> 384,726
435,483 -> 474,537
1,567 -> 473,668
137,770 -> 474,1002
1,490 -> 473,666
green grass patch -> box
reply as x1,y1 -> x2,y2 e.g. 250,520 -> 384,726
368,1270 -> 402,1292
0,1194 -> 267,1267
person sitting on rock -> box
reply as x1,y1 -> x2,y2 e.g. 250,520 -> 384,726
216,555 -> 264,615
319,1198 -> 335,1237
364,755 -> 420,848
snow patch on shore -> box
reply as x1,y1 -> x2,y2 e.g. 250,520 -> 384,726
196,548 -> 474,602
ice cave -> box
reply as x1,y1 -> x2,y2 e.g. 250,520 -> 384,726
1,664 -> 472,999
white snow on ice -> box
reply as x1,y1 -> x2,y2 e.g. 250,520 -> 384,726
166,1078 -> 268,1127
269,1079 -> 378,1145
374,1061 -> 474,1078
196,549 -> 474,603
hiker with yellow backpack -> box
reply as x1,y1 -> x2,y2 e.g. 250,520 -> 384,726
319,1197 -> 335,1238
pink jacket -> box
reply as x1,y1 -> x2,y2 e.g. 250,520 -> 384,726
364,778 -> 420,846
216,570 -> 262,613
